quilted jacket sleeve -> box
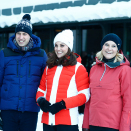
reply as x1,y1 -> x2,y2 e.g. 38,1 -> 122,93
0,50 -> 5,88
36,66 -> 47,101
119,65 -> 131,131
41,50 -> 47,73
63,65 -> 90,109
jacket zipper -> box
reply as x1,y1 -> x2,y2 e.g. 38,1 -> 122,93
100,63 -> 106,81
17,60 -> 19,77
28,60 -> 31,77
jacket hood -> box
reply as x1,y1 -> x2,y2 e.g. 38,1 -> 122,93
95,50 -> 130,68
7,34 -> 41,51
74,53 -> 82,63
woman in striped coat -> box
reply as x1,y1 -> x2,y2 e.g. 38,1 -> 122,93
36,29 -> 90,131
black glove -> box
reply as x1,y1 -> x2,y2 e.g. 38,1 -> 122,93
37,97 -> 51,112
82,128 -> 90,131
49,100 -> 66,115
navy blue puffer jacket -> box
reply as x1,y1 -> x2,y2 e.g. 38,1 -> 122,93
0,34 -> 47,112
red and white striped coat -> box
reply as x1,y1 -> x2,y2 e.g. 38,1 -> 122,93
36,55 -> 90,125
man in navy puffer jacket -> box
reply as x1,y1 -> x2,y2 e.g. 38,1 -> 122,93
0,14 -> 47,131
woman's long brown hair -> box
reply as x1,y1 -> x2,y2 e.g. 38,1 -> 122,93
46,48 -> 77,68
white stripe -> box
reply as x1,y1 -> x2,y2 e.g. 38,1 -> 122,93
37,87 -> 45,94
67,62 -> 81,124
36,88 -> 46,101
69,107 -> 79,125
45,66 -> 48,98
75,62 -> 81,73
78,88 -> 90,102
48,65 -> 63,125
67,75 -> 77,98
67,75 -> 78,125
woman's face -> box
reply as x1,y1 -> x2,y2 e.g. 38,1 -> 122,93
102,41 -> 118,59
54,41 -> 68,58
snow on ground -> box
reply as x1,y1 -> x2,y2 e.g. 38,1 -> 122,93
36,110 -> 84,131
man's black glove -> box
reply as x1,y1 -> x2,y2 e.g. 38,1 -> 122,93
37,97 -> 51,112
49,100 -> 66,115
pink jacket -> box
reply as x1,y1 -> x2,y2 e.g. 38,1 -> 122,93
83,56 -> 131,131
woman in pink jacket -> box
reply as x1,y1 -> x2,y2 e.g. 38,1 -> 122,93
36,29 -> 90,131
82,33 -> 131,131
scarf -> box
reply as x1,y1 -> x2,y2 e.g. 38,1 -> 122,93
13,38 -> 33,51
102,56 -> 115,63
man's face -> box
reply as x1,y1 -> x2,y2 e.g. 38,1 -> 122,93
15,31 -> 30,47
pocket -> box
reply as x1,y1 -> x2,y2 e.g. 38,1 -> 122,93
90,83 -> 114,90
89,83 -> 114,108
1,84 -> 10,100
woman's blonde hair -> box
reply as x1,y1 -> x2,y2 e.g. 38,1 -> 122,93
96,50 -> 124,63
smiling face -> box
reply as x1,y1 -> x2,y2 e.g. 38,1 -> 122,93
102,40 -> 118,59
54,41 -> 68,58
15,31 -> 30,47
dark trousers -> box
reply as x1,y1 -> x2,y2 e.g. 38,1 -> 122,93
90,125 -> 119,131
43,123 -> 79,131
1,110 -> 38,131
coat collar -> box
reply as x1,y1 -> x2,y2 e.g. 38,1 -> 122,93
7,34 -> 42,56
74,53 -> 82,63
95,50 -> 130,68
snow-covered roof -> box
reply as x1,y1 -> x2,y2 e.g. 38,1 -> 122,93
0,0 -> 80,9
0,1 -> 131,28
